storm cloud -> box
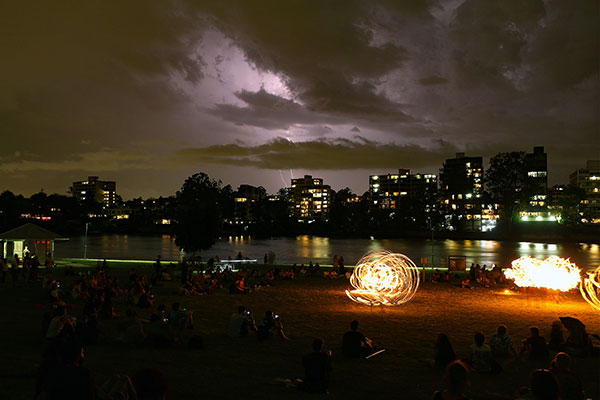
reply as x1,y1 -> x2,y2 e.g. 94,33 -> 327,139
0,0 -> 597,197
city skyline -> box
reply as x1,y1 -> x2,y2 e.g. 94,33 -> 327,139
1,1 -> 598,199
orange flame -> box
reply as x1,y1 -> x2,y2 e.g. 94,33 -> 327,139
504,256 -> 581,292
346,251 -> 420,306
580,266 -> 600,312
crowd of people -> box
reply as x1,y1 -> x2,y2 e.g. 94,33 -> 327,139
433,322 -> 595,400
2,251 -> 595,400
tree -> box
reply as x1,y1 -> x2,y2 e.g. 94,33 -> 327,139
174,173 -> 223,254
485,152 -> 526,229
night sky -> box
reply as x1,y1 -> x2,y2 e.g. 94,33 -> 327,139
1,1 -> 598,199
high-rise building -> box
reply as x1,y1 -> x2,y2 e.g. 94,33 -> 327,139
520,146 -> 555,222
570,160 -> 600,223
289,175 -> 331,223
369,169 -> 437,211
233,184 -> 266,225
439,153 -> 493,231
71,176 -> 117,208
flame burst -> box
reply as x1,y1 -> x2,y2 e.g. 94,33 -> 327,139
504,256 -> 581,292
580,266 -> 600,311
345,251 -> 420,306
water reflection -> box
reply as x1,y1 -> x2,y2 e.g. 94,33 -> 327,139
55,234 -> 600,270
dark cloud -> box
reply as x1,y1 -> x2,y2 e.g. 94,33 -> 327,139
172,137 -> 461,170
0,0 -> 597,197
418,76 -> 448,86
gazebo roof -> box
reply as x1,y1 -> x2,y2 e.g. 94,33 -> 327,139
0,223 -> 68,241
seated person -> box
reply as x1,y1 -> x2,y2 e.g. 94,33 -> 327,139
342,320 -> 373,358
520,326 -> 549,365
515,369 -> 560,400
46,306 -> 76,340
434,333 -> 456,369
549,352 -> 585,400
432,360 -> 470,400
548,320 -> 566,351
470,332 -> 493,373
169,303 -> 193,330
39,340 -> 95,399
301,338 -> 332,394
489,325 -> 517,359
228,306 -> 257,338
132,367 -> 168,400
257,310 -> 288,340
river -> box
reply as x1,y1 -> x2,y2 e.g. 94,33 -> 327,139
54,234 -> 600,270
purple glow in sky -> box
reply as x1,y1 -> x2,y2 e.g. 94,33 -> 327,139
1,1 -> 598,198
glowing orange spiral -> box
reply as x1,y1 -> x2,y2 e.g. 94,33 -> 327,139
345,251 -> 420,306
580,266 -> 600,312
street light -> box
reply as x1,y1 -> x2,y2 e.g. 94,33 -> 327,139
83,222 -> 90,259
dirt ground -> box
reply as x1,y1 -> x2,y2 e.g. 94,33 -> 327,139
0,266 -> 599,400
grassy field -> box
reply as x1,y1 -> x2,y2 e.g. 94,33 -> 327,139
0,263 -> 599,400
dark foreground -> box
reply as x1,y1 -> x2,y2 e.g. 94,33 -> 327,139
0,267 -> 599,400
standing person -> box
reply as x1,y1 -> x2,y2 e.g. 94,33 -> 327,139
338,256 -> 345,275
301,338 -> 332,394
263,253 -> 268,264
469,263 -> 476,282
333,255 -> 338,270
11,254 -> 20,286
1,257 -> 7,283
155,255 -> 162,276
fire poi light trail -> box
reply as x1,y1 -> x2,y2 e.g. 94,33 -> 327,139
503,256 -> 581,292
580,266 -> 600,312
345,251 -> 420,306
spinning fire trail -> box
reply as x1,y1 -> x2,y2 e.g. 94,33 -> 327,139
346,251 -> 420,306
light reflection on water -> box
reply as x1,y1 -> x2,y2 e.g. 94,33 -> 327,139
56,234 -> 600,270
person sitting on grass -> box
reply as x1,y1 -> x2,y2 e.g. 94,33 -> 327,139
520,326 -> 549,367
132,367 -> 168,400
549,352 -> 585,400
46,305 -> 76,340
432,360 -> 471,400
434,333 -> 456,369
228,306 -> 257,338
257,310 -> 288,341
342,320 -> 373,358
229,276 -> 250,294
470,332 -> 494,373
548,320 -> 566,352
39,340 -> 96,400
515,369 -> 560,400
300,338 -> 332,394
489,325 -> 517,359
169,303 -> 194,331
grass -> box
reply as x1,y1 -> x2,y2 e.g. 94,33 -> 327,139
0,263 -> 598,400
